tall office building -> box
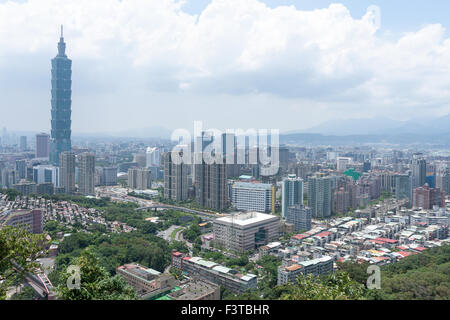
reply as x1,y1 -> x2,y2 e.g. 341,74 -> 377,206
411,155 -> 426,189
231,182 -> 275,213
36,133 -> 50,159
307,175 -> 332,219
50,26 -> 72,165
164,151 -> 188,201
78,152 -> 95,196
59,151 -> 75,194
281,174 -> 304,218
19,136 -> 27,151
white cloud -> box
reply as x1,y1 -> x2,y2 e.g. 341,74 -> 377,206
1,0 -> 450,132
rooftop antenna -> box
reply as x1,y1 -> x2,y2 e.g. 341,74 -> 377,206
61,25 -> 64,38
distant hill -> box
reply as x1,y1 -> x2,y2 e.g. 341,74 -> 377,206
296,114 -> 450,136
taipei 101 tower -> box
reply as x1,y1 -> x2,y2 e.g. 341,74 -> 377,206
50,25 -> 72,165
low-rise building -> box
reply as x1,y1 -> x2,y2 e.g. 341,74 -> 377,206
0,209 -> 43,234
117,263 -> 175,298
167,278 -> 220,300
277,256 -> 334,285
171,252 -> 257,294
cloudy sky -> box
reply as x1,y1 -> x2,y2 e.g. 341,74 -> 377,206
1,0 -> 450,135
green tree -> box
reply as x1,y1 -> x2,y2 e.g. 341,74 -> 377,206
280,272 -> 366,300
10,285 -> 36,300
0,226 -> 46,300
56,249 -> 138,300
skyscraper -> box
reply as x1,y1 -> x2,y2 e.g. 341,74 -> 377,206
164,151 -> 188,201
15,160 -> 26,180
195,160 -> 227,211
19,136 -> 27,151
128,167 -> 152,190
307,175 -> 332,219
59,151 -> 75,194
281,174 -> 304,218
395,174 -> 412,202
50,26 -> 72,166
36,133 -> 50,159
411,155 -> 426,189
78,152 -> 95,196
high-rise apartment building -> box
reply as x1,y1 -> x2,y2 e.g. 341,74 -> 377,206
411,155 -> 426,189
281,174 -> 304,218
100,167 -> 118,186
128,167 -> 152,190
286,204 -> 312,232
195,160 -> 227,211
412,185 -> 445,209
36,133 -> 50,159
15,159 -> 26,180
337,157 -> 352,172
78,152 -> 95,196
436,169 -> 450,196
146,147 -> 161,167
395,174 -> 412,202
59,151 -> 75,194
307,175 -> 332,218
163,151 -> 188,201
33,165 -> 59,187
50,26 -> 72,165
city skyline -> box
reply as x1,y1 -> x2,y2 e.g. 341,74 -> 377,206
1,0 -> 450,134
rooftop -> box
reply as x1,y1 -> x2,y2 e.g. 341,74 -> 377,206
216,211 -> 279,226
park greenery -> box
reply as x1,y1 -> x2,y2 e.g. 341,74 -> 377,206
338,244 -> 450,300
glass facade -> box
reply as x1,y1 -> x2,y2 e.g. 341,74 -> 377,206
50,27 -> 72,165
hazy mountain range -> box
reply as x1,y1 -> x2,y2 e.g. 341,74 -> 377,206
6,114 -> 450,146
281,114 -> 450,146
289,114 -> 450,136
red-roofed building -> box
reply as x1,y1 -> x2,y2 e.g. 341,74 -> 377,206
397,251 -> 415,258
292,234 -> 308,241
375,238 -> 398,244
314,231 -> 334,245
171,251 -> 186,269
316,231 -> 332,238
